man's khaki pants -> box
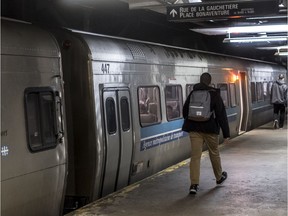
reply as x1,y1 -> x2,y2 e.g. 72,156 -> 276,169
189,132 -> 222,185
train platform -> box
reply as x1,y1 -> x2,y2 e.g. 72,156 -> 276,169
66,122 -> 287,216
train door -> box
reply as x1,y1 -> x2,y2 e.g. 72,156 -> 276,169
239,72 -> 249,133
102,88 -> 133,197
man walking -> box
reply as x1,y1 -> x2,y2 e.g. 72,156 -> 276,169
271,74 -> 287,129
182,72 -> 230,194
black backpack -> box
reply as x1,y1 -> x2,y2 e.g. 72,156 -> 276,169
188,90 -> 213,121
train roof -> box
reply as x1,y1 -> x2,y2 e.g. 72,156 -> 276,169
68,28 -> 283,66
62,28 -> 287,74
1,18 -> 60,58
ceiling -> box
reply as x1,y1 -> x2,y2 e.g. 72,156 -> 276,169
125,0 -> 287,29
124,0 -> 288,61
1,0 -> 288,66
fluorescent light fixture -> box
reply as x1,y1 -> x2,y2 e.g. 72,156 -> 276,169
274,45 -> 288,56
274,51 -> 288,56
247,15 -> 288,20
223,36 -> 288,43
279,0 -> 285,7
256,46 -> 288,50
191,24 -> 288,36
191,27 -> 228,35
228,25 -> 288,34
127,0 -> 163,8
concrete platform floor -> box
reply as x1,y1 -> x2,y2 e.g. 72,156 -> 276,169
67,122 -> 287,216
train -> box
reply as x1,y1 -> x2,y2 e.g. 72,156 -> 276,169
1,17 -> 287,216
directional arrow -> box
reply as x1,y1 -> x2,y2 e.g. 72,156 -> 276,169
169,9 -> 178,17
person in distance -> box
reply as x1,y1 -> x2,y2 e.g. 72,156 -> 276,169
271,73 -> 287,129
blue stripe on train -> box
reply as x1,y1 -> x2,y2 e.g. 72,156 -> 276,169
141,119 -> 184,138
140,119 -> 189,151
139,113 -> 236,151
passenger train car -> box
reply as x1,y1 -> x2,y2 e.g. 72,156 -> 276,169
1,19 -> 67,216
1,18 -> 286,215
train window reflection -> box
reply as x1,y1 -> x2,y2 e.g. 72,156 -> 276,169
268,81 -> 273,101
256,82 -> 264,101
251,82 -> 256,103
106,98 -> 117,134
120,97 -> 130,131
217,83 -> 229,108
138,86 -> 161,127
229,83 -> 237,107
165,85 -> 183,121
263,82 -> 269,101
263,82 -> 268,97
24,87 -> 57,152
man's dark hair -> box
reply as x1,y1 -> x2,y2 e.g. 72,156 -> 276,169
200,73 -> 212,86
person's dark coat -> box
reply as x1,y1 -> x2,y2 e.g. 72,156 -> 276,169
271,79 -> 287,105
182,83 -> 230,138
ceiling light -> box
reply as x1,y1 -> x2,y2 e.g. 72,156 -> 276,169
279,0 -> 285,7
191,24 -> 288,36
247,15 -> 287,20
274,51 -> 288,56
227,25 -> 288,34
223,36 -> 288,43
256,46 -> 288,50
274,46 -> 288,56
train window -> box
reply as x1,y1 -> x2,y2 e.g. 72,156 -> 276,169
256,82 -> 264,101
186,84 -> 195,96
268,81 -> 273,97
217,84 -> 229,108
229,83 -> 237,107
138,86 -> 161,127
106,98 -> 117,134
120,97 -> 130,131
263,82 -> 269,101
251,82 -> 256,103
165,85 -> 183,121
24,87 -> 57,152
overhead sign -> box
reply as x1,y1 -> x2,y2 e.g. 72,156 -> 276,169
167,0 -> 278,21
